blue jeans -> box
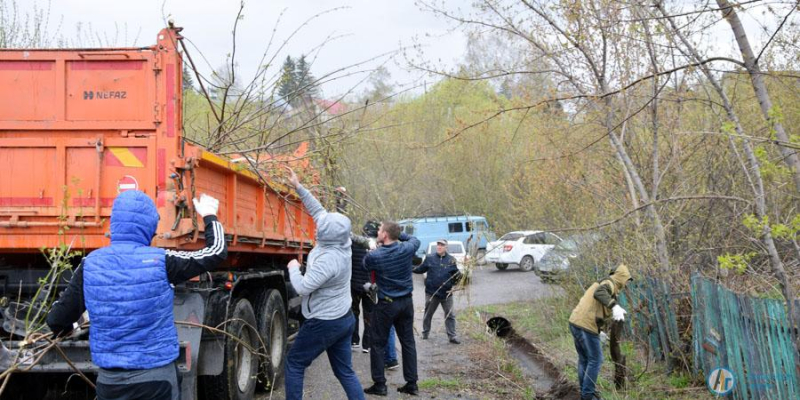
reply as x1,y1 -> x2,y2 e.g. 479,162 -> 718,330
385,325 -> 397,362
285,312 -> 365,400
570,324 -> 602,399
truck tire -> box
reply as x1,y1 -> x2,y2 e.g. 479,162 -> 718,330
520,256 -> 535,272
495,263 -> 508,270
254,288 -> 287,391
200,297 -> 258,400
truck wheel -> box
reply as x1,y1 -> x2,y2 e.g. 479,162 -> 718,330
255,289 -> 287,391
201,298 -> 258,400
495,263 -> 508,270
520,256 -> 535,272
476,249 -> 487,265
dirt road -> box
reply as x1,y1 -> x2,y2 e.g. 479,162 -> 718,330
262,265 -> 561,399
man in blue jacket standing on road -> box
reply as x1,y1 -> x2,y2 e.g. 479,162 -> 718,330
363,221 -> 421,396
413,239 -> 461,344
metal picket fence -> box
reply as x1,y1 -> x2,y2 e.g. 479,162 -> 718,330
692,275 -> 799,400
618,278 -> 685,372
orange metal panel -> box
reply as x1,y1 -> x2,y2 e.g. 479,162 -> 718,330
65,59 -> 152,122
0,28 -> 315,256
0,61 -> 56,121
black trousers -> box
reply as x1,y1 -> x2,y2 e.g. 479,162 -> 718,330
96,380 -> 173,400
351,289 -> 374,349
369,295 -> 417,385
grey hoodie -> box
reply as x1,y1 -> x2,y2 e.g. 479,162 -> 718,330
288,184 -> 353,320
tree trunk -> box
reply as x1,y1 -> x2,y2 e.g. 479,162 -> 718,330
603,94 -> 671,274
716,0 -> 800,193
610,320 -> 627,389
658,0 -> 800,353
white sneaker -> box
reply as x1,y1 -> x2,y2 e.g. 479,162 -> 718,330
362,348 -> 370,354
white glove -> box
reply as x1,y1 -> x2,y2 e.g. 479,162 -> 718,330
193,194 -> 219,217
612,305 -> 627,321
368,239 -> 377,251
599,331 -> 609,345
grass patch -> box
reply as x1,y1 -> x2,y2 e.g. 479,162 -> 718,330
418,377 -> 462,390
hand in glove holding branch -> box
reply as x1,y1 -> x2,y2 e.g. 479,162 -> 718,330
612,305 -> 627,321
193,194 -> 220,217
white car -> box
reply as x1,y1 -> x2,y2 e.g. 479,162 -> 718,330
422,241 -> 468,272
485,231 -> 562,272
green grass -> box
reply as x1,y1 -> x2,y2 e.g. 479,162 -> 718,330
418,377 -> 462,390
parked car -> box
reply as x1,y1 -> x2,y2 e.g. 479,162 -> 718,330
399,215 -> 496,265
537,233 -> 602,279
485,231 -> 562,272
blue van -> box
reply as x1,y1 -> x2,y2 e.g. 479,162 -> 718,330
398,216 -> 496,264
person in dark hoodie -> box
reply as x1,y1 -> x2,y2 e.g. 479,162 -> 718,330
284,168 -> 364,400
46,191 -> 227,400
413,239 -> 462,344
568,264 -> 632,400
350,221 -> 377,351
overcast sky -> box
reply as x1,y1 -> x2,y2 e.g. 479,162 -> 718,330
15,1 -> 787,99
20,0 -> 465,97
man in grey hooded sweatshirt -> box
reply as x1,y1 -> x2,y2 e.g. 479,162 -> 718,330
284,168 -> 365,400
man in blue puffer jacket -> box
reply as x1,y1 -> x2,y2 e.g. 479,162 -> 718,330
46,190 -> 227,400
413,239 -> 462,344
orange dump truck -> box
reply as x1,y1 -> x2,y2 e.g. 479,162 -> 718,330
0,28 -> 315,399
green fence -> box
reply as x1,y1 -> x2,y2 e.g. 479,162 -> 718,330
618,278 -> 684,372
692,275 -> 799,400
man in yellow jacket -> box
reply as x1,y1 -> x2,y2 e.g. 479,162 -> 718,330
568,265 -> 632,400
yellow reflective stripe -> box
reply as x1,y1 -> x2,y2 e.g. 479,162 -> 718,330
110,147 -> 144,168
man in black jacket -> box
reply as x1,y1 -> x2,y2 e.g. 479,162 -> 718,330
350,221 -> 378,351
413,239 -> 461,344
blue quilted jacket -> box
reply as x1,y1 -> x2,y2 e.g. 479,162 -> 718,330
83,191 -> 178,369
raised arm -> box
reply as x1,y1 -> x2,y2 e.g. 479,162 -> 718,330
165,195 -> 227,284
397,232 -> 421,255
166,215 -> 228,284
296,184 -> 326,223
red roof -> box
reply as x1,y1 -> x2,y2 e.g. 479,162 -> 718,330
314,98 -> 347,115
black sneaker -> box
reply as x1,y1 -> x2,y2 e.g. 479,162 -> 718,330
397,383 -> 419,396
449,338 -> 460,344
422,333 -> 428,340
364,384 -> 388,396
385,360 -> 400,370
